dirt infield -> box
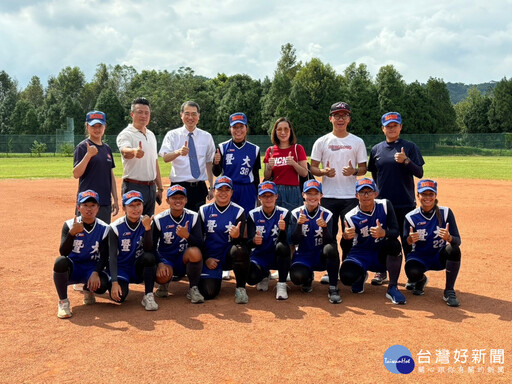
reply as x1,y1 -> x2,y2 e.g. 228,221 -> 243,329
0,178 -> 511,383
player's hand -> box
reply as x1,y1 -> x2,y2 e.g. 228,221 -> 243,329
316,211 -> 327,228
285,151 -> 296,166
323,161 -> 336,177
69,215 -> 84,236
253,230 -> 263,246
156,262 -> 170,279
278,214 -> 286,231
229,222 -> 241,239
438,223 -> 452,242
111,200 -> 119,216
370,219 -> 386,239
205,257 -> 220,270
134,141 -> 145,159
87,271 -> 101,292
214,148 -> 221,165
343,221 -> 356,240
297,209 -> 309,225
86,141 -> 98,158
141,215 -> 153,231
207,187 -> 214,201
111,281 -> 123,302
342,159 -> 356,177
178,141 -> 190,156
408,226 -> 419,244
156,189 -> 163,205
176,221 -> 190,239
394,147 -> 407,163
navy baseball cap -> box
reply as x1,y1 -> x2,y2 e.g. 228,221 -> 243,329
382,112 -> 402,126
214,176 -> 233,189
86,111 -> 106,126
258,181 -> 277,196
330,102 -> 351,115
122,190 -> 144,205
167,184 -> 187,197
229,112 -> 248,127
355,178 -> 377,192
77,190 -> 99,204
303,179 -> 322,193
417,179 -> 437,193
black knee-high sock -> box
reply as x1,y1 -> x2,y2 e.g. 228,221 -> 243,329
143,266 -> 156,294
386,254 -> 402,286
53,271 -> 69,300
186,260 -> 203,288
326,258 -> 340,286
445,260 -> 460,291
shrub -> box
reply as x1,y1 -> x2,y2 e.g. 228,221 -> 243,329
30,140 -> 47,157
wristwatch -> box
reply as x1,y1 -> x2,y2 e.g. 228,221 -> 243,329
404,158 -> 410,165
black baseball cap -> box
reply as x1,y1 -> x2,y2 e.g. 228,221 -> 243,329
330,102 -> 351,115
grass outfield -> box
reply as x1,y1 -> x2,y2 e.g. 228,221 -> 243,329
0,155 -> 511,180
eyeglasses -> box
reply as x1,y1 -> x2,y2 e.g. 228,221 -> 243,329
183,112 -> 199,118
357,191 -> 374,197
331,114 -> 350,121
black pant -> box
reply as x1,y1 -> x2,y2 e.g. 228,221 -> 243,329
172,181 -> 208,213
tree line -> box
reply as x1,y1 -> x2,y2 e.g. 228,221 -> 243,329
1,43 -> 511,138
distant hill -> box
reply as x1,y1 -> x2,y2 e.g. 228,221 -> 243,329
446,81 -> 498,104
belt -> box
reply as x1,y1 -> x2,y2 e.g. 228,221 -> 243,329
175,181 -> 205,187
124,178 -> 155,186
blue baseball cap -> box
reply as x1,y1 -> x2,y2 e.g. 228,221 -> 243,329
258,181 -> 277,196
417,179 -> 437,193
303,179 -> 322,193
77,190 -> 99,204
86,111 -> 106,126
229,112 -> 248,127
382,112 -> 402,126
214,176 -> 233,189
167,184 -> 187,197
355,178 -> 377,192
122,190 -> 144,205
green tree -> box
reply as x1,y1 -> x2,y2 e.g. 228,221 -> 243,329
375,65 -> 405,115
19,76 -> 44,108
458,88 -> 492,133
488,77 -> 512,132
0,71 -> 18,134
10,99 -> 39,134
94,88 -> 126,136
425,77 -> 457,133
402,81 -> 436,134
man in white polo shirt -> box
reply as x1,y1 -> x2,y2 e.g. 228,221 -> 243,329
116,97 -> 163,216
159,101 -> 216,212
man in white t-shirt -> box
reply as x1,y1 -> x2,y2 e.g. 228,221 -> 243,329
311,101 -> 367,271
116,97 -> 163,216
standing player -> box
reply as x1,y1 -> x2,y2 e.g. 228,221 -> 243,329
109,190 -> 159,311
198,176 -> 250,304
152,185 -> 205,304
368,111 -> 424,285
53,190 -> 110,319
289,180 -> 341,304
404,180 -> 462,306
246,181 -> 291,300
339,178 -> 406,304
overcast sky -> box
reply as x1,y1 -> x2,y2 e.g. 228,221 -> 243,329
2,0 -> 511,89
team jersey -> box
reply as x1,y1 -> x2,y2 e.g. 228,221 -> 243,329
344,199 -> 394,253
153,208 -> 199,260
248,206 -> 289,267
290,205 -> 334,257
110,216 -> 147,269
63,217 -> 109,265
218,139 -> 259,185
199,201 -> 245,262
404,206 -> 461,257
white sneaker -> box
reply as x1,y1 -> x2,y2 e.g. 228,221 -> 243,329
141,292 -> 159,311
155,283 -> 169,298
187,286 -> 205,304
222,270 -> 231,280
256,277 -> 269,292
235,287 -> 249,304
82,290 -> 96,305
57,298 -> 72,319
276,282 -> 288,300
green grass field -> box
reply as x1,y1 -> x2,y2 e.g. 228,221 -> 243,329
0,155 -> 510,180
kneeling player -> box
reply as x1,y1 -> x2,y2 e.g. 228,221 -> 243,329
339,178 -> 405,304
109,191 -> 158,311
289,180 -> 341,304
53,190 -> 110,319
153,185 -> 204,303
247,181 -> 291,300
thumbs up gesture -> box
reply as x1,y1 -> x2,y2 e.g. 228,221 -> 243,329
316,211 -> 327,228
285,151 -> 295,166
69,215 -> 84,236
324,160 -> 336,178
278,213 -> 286,231
394,147 -> 408,163
214,148 -> 221,165
254,229 -> 263,246
342,159 -> 356,177
343,220 -> 356,240
176,221 -> 190,239
178,141 -> 189,156
439,222 -> 452,242
407,226 -> 419,244
370,219 -> 386,239
297,208 -> 309,225
86,141 -> 98,157
229,221 -> 242,239
134,140 -> 145,158
142,214 -> 153,231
